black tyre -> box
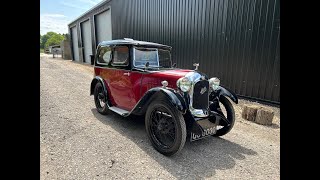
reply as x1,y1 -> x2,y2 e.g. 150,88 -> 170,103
145,100 -> 186,156
94,82 -> 110,115
213,96 -> 236,136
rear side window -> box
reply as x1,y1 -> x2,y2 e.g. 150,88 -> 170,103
98,46 -> 111,64
112,46 -> 129,66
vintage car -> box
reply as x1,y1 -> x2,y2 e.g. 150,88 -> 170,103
90,38 -> 238,156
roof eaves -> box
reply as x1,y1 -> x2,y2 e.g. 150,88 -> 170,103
68,0 -> 111,26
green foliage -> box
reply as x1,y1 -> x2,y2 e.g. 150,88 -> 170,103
40,48 -> 44,53
40,32 -> 53,49
40,32 -> 67,48
45,34 -> 64,47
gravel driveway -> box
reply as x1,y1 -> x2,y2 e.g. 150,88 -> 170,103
40,54 -> 280,179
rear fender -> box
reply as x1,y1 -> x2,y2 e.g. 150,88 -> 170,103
90,76 -> 112,107
90,76 -> 106,95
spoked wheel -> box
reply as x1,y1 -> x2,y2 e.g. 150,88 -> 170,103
150,107 -> 176,148
94,82 -> 110,115
212,96 -> 236,136
145,100 -> 186,156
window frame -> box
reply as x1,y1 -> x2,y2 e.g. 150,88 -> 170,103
132,47 -> 160,68
158,49 -> 172,68
110,45 -> 130,67
96,45 -> 112,66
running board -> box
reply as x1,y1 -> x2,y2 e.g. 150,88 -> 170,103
109,106 -> 129,116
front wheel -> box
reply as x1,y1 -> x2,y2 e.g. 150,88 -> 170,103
145,100 -> 186,156
212,96 -> 236,136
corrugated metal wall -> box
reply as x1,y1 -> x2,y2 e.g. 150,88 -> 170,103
70,0 -> 280,104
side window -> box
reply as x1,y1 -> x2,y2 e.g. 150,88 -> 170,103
158,49 -> 171,68
112,46 -> 129,66
98,46 -> 111,64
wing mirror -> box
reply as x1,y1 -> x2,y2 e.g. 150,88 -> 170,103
172,63 -> 177,68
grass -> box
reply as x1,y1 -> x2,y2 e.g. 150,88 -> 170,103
40,48 -> 44,53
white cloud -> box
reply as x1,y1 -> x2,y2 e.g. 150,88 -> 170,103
40,0 -> 104,34
60,2 -> 89,10
43,14 -> 66,18
79,0 -> 101,5
40,14 -> 70,35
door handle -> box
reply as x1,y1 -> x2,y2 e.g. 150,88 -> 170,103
123,72 -> 130,76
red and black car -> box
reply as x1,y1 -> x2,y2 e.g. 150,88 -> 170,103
90,39 -> 238,156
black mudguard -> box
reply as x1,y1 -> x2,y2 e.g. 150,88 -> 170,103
186,86 -> 238,141
210,85 -> 238,104
90,76 -> 111,107
90,76 -> 107,96
90,76 -> 112,107
130,87 -> 188,116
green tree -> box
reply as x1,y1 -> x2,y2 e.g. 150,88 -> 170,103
40,32 -> 63,49
45,33 -> 64,47
40,33 -> 51,49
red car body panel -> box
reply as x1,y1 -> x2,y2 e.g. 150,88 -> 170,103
140,69 -> 192,98
94,67 -> 192,111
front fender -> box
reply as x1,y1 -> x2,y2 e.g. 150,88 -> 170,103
130,87 -> 188,115
211,85 -> 238,104
160,88 -> 188,112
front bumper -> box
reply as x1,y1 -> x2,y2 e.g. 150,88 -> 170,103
186,110 -> 228,142
189,116 -> 219,141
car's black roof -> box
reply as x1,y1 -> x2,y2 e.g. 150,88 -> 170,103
98,39 -> 172,49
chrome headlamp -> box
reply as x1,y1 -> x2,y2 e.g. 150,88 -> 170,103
209,77 -> 220,90
177,77 -> 192,92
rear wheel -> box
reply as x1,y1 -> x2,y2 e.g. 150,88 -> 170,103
212,96 -> 236,136
94,82 -> 110,115
145,100 -> 186,156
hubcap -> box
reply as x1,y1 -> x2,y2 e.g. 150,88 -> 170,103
96,86 -> 106,108
98,92 -> 105,107
99,99 -> 105,107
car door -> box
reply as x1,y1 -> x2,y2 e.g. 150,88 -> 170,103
94,45 -> 117,106
107,45 -> 142,111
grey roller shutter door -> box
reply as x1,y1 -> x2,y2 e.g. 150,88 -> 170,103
81,20 -> 92,63
71,26 -> 79,61
95,10 -> 112,45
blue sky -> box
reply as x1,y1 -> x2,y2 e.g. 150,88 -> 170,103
40,0 -> 104,35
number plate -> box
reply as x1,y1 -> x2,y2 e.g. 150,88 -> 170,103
190,126 -> 217,141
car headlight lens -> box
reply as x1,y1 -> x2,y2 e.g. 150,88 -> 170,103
177,77 -> 192,92
209,77 -> 220,90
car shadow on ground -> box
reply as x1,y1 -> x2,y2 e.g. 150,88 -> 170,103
91,109 -> 257,179
269,123 -> 280,129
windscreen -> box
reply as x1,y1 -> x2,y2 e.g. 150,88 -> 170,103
133,47 -> 172,68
